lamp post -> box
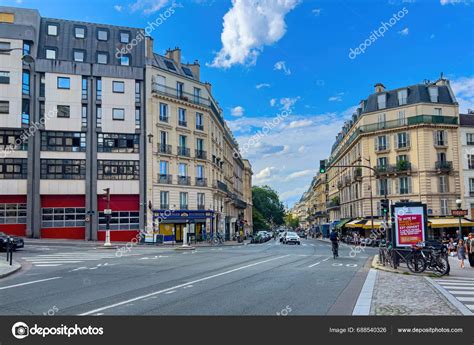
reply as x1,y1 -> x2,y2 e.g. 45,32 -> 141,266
0,48 -> 35,63
456,199 -> 463,238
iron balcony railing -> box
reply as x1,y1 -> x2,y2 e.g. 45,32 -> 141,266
374,162 -> 412,175
158,174 -> 173,184
195,177 -> 208,187
158,144 -> 172,154
178,120 -> 187,127
160,204 -> 169,210
197,204 -> 206,210
215,180 -> 228,193
178,146 -> 190,157
195,150 -> 207,160
435,161 -> 452,171
196,124 -> 204,131
326,200 -> 340,209
152,83 -> 212,108
159,116 -> 169,123
178,176 -> 191,185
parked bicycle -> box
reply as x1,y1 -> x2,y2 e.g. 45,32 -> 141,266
406,242 -> 449,276
208,232 -> 224,246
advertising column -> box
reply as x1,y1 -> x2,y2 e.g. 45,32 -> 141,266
393,202 -> 427,247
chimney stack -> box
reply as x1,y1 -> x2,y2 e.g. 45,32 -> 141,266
374,83 -> 386,93
165,47 -> 181,66
187,59 -> 200,80
145,36 -> 154,60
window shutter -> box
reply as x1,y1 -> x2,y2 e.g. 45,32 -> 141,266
444,130 -> 448,144
433,131 -> 437,145
374,137 -> 378,151
395,178 -> 399,194
387,179 -> 392,195
406,132 -> 410,147
408,177 -> 412,194
376,180 -> 380,196
386,135 -> 390,149
394,134 -> 398,148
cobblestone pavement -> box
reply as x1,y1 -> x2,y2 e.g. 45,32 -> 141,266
370,270 -> 461,315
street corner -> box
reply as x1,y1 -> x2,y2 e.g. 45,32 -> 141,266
0,259 -> 22,279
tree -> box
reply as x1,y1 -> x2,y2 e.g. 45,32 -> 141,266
252,185 -> 285,231
284,213 -> 300,229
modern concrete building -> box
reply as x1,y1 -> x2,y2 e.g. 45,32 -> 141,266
460,111 -> 474,219
0,6 -> 252,242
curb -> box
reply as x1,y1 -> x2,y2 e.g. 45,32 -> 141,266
0,262 -> 22,279
371,255 -> 446,278
425,277 -> 474,316
352,268 -> 377,315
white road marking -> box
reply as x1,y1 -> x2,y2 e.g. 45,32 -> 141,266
0,277 -> 61,290
322,257 -> 330,262
71,267 -> 88,272
346,264 -> 358,267
437,282 -> 474,286
308,262 -> 321,268
34,264 -> 62,267
165,290 -> 176,294
79,255 -> 291,315
467,305 -> 474,310
332,263 -> 343,267
451,291 -> 474,295
457,297 -> 474,302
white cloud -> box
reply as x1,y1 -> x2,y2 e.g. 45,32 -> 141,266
451,76 -> 474,113
398,27 -> 409,36
312,8 -> 321,16
270,98 -> 277,107
231,106 -> 245,117
114,5 -> 123,11
129,0 -> 170,14
298,145 -> 306,153
256,83 -> 271,89
328,92 -> 344,102
274,60 -> 291,75
285,169 -> 314,181
280,97 -> 299,111
254,166 -> 278,184
287,119 -> 313,129
209,0 -> 299,68
280,187 -> 308,201
440,0 -> 472,5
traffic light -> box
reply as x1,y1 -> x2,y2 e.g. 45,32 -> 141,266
319,160 -> 326,174
380,199 -> 389,215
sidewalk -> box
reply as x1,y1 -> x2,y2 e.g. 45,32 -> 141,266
0,259 -> 21,278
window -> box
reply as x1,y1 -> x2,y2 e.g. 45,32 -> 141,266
154,75 -> 166,92
398,177 -> 411,195
428,86 -> 439,102
97,29 -> 108,41
468,155 -> 474,169
377,113 -> 386,128
46,48 -> 56,60
396,132 -> 409,148
398,110 -> 406,125
135,82 -> 141,102
177,82 -> 184,98
96,106 -> 102,127
160,191 -> 169,209
377,157 -> 388,168
47,23 -> 58,36
434,108 -> 442,116
112,108 -> 125,120
22,71 -> 30,94
160,131 -> 168,145
439,176 -> 448,193
377,94 -> 386,109
196,138 -> 204,151
397,89 -> 407,105
119,55 -> 130,66
42,207 -> 86,228
23,41 -> 31,55
41,131 -> 86,152
179,192 -> 188,209
40,73 -> 45,97
57,105 -> 70,118
82,77 -> 88,100
197,193 -> 205,209
435,130 -> 447,146
437,152 -> 446,163
96,78 -> 102,100
194,87 -> 201,103
178,163 -> 187,178
97,52 -> 108,64
397,154 -> 408,163
0,101 -> 10,114
0,42 -> 10,54
74,50 -> 85,62
0,71 -> 10,84
74,26 -> 86,39
113,81 -> 125,93
57,77 -> 70,89
178,108 -> 186,126
98,160 -> 139,180
179,135 -> 187,148
470,178 -> 474,195
377,179 -> 389,196
196,165 -> 204,178
196,112 -> 203,130
0,13 -> 15,23
82,106 -> 87,128
164,59 -> 176,71
182,66 -> 194,78
135,108 -> 141,130
0,203 -> 27,224
159,103 -> 168,122
376,135 -> 387,151
467,133 -> 474,145
159,161 -> 168,175
120,32 -> 130,44
98,133 -> 139,153
0,129 -> 28,151
440,199 -> 448,216
41,159 -> 86,179
0,158 -> 27,179
98,210 -> 139,231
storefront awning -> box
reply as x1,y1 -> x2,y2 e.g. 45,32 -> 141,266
335,218 -> 352,229
428,217 -> 474,228
345,219 -> 367,228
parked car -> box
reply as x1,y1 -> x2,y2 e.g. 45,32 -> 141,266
283,232 -> 301,245
0,232 -> 24,251
250,232 -> 265,244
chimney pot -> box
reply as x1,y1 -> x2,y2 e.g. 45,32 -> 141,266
374,83 -> 386,93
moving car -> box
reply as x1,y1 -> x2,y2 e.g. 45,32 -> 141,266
283,232 -> 301,245
297,231 -> 307,239
0,232 -> 24,251
280,231 -> 287,242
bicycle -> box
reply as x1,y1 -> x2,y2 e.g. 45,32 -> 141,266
331,241 -> 339,259
208,232 -> 224,246
406,242 -> 449,276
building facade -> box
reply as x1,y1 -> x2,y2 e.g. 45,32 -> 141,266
460,111 -> 474,219
0,6 -> 252,241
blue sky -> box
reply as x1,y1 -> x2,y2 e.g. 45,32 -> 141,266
4,0 -> 474,207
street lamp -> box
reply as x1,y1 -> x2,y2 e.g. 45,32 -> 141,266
0,48 -> 35,63
456,199 -> 463,238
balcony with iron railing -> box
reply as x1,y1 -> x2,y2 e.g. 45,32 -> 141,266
197,204 -> 206,210
178,146 -> 190,157
196,124 -> 204,131
152,83 -> 212,108
214,180 -> 228,193
160,204 -> 169,210
195,150 -> 207,160
178,120 -> 187,127
195,177 -> 208,187
158,143 -> 172,154
159,116 -> 169,123
158,174 -> 173,184
435,161 -> 452,172
326,197 -> 340,210
178,176 -> 191,185
375,161 -> 412,175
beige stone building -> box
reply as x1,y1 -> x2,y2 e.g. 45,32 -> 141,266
145,43 -> 252,242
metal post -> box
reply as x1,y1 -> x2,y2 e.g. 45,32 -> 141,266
104,188 -> 111,247
9,238 -> 13,266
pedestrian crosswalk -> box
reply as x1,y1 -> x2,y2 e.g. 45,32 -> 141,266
433,277 -> 474,313
21,251 -> 123,267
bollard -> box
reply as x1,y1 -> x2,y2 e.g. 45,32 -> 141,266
9,238 -> 13,266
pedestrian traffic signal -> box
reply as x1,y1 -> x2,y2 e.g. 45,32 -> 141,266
381,199 -> 389,215
319,160 -> 326,174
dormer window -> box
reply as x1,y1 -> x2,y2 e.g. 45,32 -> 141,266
429,86 -> 439,102
97,29 -> 108,41
47,23 -> 58,36
397,89 -> 407,105
120,32 -> 130,44
74,26 -> 86,39
377,94 -> 386,109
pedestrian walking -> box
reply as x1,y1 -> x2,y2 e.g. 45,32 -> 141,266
468,233 -> 474,268
448,238 -> 455,257
457,239 -> 467,269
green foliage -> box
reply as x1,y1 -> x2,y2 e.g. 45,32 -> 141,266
284,213 -> 300,229
252,185 -> 285,231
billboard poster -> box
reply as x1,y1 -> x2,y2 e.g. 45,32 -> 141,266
394,205 -> 426,247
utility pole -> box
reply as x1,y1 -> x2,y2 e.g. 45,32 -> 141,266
103,188 -> 111,247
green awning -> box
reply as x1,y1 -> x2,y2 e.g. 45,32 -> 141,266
335,218 -> 352,229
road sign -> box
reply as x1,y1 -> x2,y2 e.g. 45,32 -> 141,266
104,208 -> 112,215
451,209 -> 468,217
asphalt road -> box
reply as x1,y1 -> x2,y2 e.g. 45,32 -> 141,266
0,238 -> 377,315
